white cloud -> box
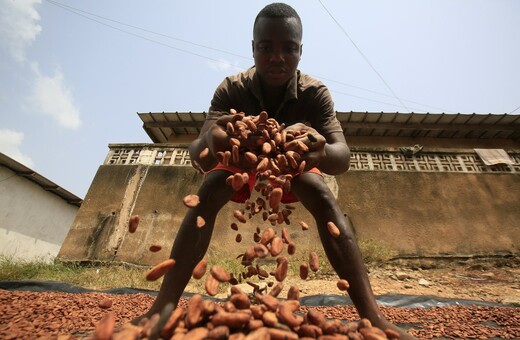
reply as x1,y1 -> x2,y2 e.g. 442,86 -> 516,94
28,64 -> 82,129
0,0 -> 42,63
206,59 -> 243,73
0,129 -> 34,168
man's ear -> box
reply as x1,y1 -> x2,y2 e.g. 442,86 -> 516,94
251,40 -> 255,53
299,44 -> 303,59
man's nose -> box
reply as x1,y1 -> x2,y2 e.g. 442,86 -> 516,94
269,50 -> 285,63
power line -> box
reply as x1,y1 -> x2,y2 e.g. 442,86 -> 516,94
509,105 -> 520,114
330,89 -> 427,112
317,0 -> 411,112
316,75 -> 455,113
46,0 -> 251,61
45,0 -> 452,112
45,0 -> 244,70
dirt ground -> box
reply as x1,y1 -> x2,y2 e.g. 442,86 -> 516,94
249,257 -> 520,306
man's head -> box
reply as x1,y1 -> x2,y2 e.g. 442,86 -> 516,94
252,3 -> 303,89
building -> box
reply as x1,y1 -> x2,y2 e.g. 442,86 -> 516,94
0,153 -> 82,262
57,111 -> 519,265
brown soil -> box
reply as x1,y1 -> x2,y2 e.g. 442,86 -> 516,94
283,257 -> 520,306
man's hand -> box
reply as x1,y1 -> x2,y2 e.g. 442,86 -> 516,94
284,123 -> 326,171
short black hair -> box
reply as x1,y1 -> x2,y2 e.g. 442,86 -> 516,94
253,3 -> 303,38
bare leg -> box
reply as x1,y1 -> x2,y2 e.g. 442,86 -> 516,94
291,172 -> 415,339
135,170 -> 234,321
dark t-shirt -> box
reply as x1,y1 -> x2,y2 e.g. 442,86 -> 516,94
208,67 -> 343,137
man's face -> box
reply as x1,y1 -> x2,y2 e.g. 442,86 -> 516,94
252,17 -> 302,89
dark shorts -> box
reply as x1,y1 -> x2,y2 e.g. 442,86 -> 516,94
207,163 -> 322,203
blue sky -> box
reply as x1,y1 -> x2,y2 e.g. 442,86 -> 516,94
1,0 -> 519,198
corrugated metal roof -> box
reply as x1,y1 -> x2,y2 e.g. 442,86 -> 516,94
0,153 -> 83,207
138,111 -> 520,144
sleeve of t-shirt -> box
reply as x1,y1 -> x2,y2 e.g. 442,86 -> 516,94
309,85 -> 343,136
206,77 -> 233,121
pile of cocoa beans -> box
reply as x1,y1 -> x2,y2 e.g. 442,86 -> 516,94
95,290 -> 399,339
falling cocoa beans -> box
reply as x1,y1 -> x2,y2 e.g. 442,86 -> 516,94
145,259 -> 176,281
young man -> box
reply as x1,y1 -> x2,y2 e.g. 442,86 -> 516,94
141,3 -> 413,338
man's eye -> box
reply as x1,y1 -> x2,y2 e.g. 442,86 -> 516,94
285,46 -> 299,53
258,46 -> 272,53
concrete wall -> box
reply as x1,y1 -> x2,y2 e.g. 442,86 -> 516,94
0,166 -> 79,262
57,164 -> 519,265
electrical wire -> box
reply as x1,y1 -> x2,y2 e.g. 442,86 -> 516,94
45,0 -> 453,113
317,0 -> 411,112
46,0 -> 251,61
45,0 -> 244,70
508,105 -> 520,114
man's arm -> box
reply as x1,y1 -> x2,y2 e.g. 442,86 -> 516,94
188,118 -> 218,172
319,131 -> 350,175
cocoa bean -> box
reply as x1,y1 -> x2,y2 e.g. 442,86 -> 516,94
196,216 -> 205,228
244,152 -> 258,165
199,147 -> 210,159
306,309 -> 326,326
229,137 -> 241,147
287,242 -> 296,255
299,262 -> 309,280
230,293 -> 250,310
337,279 -> 350,291
268,282 -> 284,297
146,258 -> 176,281
182,195 -> 200,208
149,244 -> 162,252
206,325 -> 229,339
260,227 -> 276,245
270,236 -> 284,257
298,324 -> 323,338
277,304 -> 303,329
360,326 -> 388,340
280,227 -> 292,244
185,294 -> 203,328
256,293 -> 279,312
181,326 -> 208,340
247,319 -> 264,331
269,187 -> 283,210
223,150 -> 231,166
275,258 -> 288,282
205,274 -> 219,296
262,311 -> 278,327
98,298 -> 112,309
253,243 -> 269,258
128,215 -> 140,233
161,307 -> 185,338
298,221 -> 309,231
287,285 -> 300,301
192,259 -> 207,280
233,210 -> 247,223
210,265 -> 231,283
266,327 -> 298,340
211,311 -> 250,329
309,252 -> 319,272
94,313 -> 115,340
357,318 -> 372,330
232,145 -> 240,164
231,173 -> 245,191
327,221 -> 341,238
